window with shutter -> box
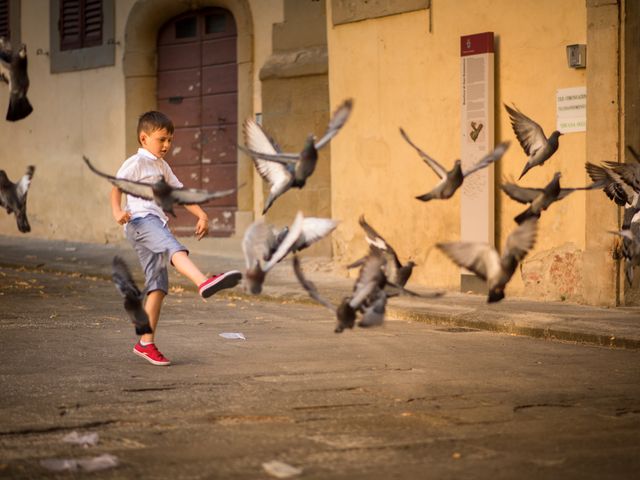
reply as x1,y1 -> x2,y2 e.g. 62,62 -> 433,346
0,0 -> 10,40
60,0 -> 103,51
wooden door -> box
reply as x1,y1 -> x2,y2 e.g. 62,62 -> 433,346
157,8 -> 238,237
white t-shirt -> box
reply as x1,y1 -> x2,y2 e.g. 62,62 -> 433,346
116,148 -> 183,225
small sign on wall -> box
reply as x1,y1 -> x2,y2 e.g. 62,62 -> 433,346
556,86 -> 586,133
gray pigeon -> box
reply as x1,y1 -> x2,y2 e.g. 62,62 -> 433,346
501,173 -> 597,224
240,99 -> 353,214
0,37 -> 32,121
111,255 -> 166,335
294,249 -> 435,333
242,211 -> 305,294
83,156 -> 238,217
0,165 -> 34,233
293,252 -> 386,333
400,127 -> 509,202
347,214 -> 416,287
437,218 -> 539,303
504,104 -> 562,180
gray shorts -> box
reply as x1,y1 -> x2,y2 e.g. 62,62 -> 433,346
125,215 -> 188,295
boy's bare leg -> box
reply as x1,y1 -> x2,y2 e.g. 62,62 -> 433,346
171,251 -> 207,286
141,290 -> 165,344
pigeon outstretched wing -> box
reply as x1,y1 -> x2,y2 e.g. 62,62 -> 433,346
83,156 -> 155,200
462,141 -> 510,177
399,127 -> 448,179
437,241 -> 497,282
314,98 -> 354,150
504,104 -> 548,158
170,186 -> 237,205
292,255 -> 337,313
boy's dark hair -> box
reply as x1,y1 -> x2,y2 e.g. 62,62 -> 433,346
137,111 -> 174,141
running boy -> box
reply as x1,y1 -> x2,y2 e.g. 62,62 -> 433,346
111,111 -> 242,366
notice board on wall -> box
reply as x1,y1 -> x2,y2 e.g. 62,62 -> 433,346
460,32 -> 495,292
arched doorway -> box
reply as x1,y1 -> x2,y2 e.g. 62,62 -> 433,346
157,8 -> 238,237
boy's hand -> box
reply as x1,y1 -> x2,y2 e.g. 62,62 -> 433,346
195,216 -> 209,240
114,210 -> 131,225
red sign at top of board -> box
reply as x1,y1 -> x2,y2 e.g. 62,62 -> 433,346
460,32 -> 494,57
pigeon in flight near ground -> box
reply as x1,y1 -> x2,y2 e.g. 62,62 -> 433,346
437,218 -> 538,303
83,156 -> 238,217
0,37 -> 32,121
111,255 -> 166,335
348,215 -> 416,287
501,173 -> 597,224
293,252 -> 388,332
0,165 -> 34,233
242,211 -> 305,294
400,127 -> 509,202
240,99 -> 353,214
504,104 -> 562,180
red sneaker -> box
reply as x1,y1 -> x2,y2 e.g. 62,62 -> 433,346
133,342 -> 171,366
199,270 -> 242,298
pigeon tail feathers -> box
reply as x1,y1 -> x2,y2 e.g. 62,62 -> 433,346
6,95 -> 32,121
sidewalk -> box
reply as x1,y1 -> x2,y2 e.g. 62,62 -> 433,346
1,234 -> 639,350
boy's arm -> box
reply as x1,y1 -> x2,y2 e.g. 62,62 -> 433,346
183,204 -> 209,240
110,186 -> 131,225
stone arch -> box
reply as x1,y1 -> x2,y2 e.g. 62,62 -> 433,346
123,0 -> 254,223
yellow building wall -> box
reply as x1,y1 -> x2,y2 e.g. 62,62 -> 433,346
0,0 -> 281,243
327,0 -> 588,300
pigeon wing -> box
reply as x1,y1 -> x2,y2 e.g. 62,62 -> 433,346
502,217 -> 538,264
437,241 -> 494,281
462,141 -> 510,177
292,255 -> 337,313
505,104 -> 548,157
293,217 -> 338,252
242,220 -> 271,270
83,156 -> 155,200
501,181 -> 542,204
243,120 -> 294,188
111,256 -> 142,300
606,162 -> 640,192
399,127 -> 449,179
262,211 -> 305,272
15,165 -> 34,200
170,186 -> 236,205
314,98 -> 354,150
585,162 -> 633,206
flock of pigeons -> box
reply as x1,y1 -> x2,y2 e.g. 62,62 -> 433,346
1,36 -> 637,334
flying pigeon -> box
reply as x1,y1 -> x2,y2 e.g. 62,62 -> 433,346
242,211 -> 305,294
347,215 -> 416,287
240,99 -> 353,214
111,255 -> 166,335
0,165 -> 35,233
293,253 -> 386,333
501,173 -> 597,224
83,156 -> 238,217
400,127 -> 509,202
504,104 -> 562,180
437,218 -> 539,303
0,37 -> 32,121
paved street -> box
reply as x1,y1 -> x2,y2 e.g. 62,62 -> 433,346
1,265 -> 639,479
